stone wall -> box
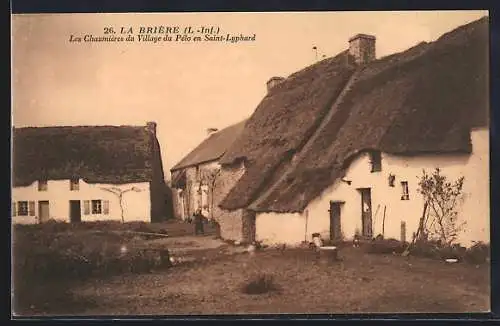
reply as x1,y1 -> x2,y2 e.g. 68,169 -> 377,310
213,161 -> 246,242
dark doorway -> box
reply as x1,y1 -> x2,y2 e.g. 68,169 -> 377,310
329,201 -> 343,242
359,188 -> 373,238
70,200 -> 81,223
242,210 -> 256,244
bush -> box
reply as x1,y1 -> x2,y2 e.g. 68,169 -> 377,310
12,225 -> 172,313
409,239 -> 442,259
409,239 -> 489,264
241,273 -> 281,295
463,242 -> 490,264
366,238 -> 407,254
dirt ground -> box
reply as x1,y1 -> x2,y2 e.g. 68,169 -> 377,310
59,245 -> 489,316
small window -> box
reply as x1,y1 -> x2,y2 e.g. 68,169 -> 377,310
369,151 -> 382,172
91,200 -> 102,214
38,180 -> 48,191
388,174 -> 396,187
12,202 -> 17,216
401,181 -> 409,200
70,178 -> 80,191
103,200 -> 110,215
83,200 -> 90,215
17,201 -> 28,216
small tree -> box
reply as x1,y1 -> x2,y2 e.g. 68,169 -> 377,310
100,186 -> 142,223
417,168 -> 466,246
200,167 -> 221,220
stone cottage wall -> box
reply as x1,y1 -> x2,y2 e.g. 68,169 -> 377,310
213,161 -> 246,242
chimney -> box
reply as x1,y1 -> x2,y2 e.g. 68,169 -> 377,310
348,34 -> 376,65
266,76 -> 285,92
146,121 -> 157,135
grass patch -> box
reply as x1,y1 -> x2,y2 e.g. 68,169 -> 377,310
12,222 -> 173,315
241,273 -> 282,295
66,246 -> 490,315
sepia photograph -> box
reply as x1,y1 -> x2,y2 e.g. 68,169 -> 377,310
11,10 -> 490,316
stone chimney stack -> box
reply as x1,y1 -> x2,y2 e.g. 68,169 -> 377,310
348,34 -> 376,65
266,76 -> 285,92
146,121 -> 157,135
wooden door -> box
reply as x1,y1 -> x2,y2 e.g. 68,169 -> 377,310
360,188 -> 373,238
38,201 -> 50,223
70,200 -> 81,223
329,201 -> 342,241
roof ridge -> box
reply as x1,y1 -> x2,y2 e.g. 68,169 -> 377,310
170,119 -> 248,172
248,67 -> 362,211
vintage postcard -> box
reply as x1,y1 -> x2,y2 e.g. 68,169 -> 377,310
11,10 -> 490,316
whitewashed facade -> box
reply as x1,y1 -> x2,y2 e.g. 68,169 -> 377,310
12,178 -> 151,224
256,128 -> 489,248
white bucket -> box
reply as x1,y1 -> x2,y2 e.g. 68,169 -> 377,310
320,246 -> 337,250
319,246 -> 338,262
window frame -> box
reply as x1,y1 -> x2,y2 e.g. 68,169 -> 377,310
369,151 -> 382,173
70,178 -> 80,191
17,201 -> 29,216
91,200 -> 102,214
401,181 -> 410,200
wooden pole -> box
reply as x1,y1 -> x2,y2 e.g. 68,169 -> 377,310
382,205 -> 386,237
415,201 -> 428,241
400,221 -> 406,243
304,209 -> 309,243
402,201 -> 428,256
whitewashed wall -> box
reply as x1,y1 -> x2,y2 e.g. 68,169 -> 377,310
256,128 -> 489,248
12,179 -> 151,224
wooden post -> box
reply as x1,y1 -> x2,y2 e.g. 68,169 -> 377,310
416,202 -> 428,241
382,206 -> 386,237
400,221 -> 406,243
304,209 -> 309,243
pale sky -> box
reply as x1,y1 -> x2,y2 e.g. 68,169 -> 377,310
11,11 -> 488,179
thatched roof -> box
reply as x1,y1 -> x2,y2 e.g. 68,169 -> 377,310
219,17 -> 489,213
170,119 -> 248,172
12,124 -> 164,187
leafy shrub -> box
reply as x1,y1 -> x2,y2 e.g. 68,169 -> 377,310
366,238 -> 407,254
409,239 -> 443,259
463,242 -> 490,264
241,273 -> 282,295
409,239 -> 489,264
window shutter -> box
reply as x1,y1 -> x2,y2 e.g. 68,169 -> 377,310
28,201 -> 35,216
83,200 -> 90,215
12,202 -> 16,216
103,200 -> 109,215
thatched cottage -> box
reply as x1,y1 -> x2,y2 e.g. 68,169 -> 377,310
170,119 -> 247,220
216,17 -> 489,247
12,122 -> 170,224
